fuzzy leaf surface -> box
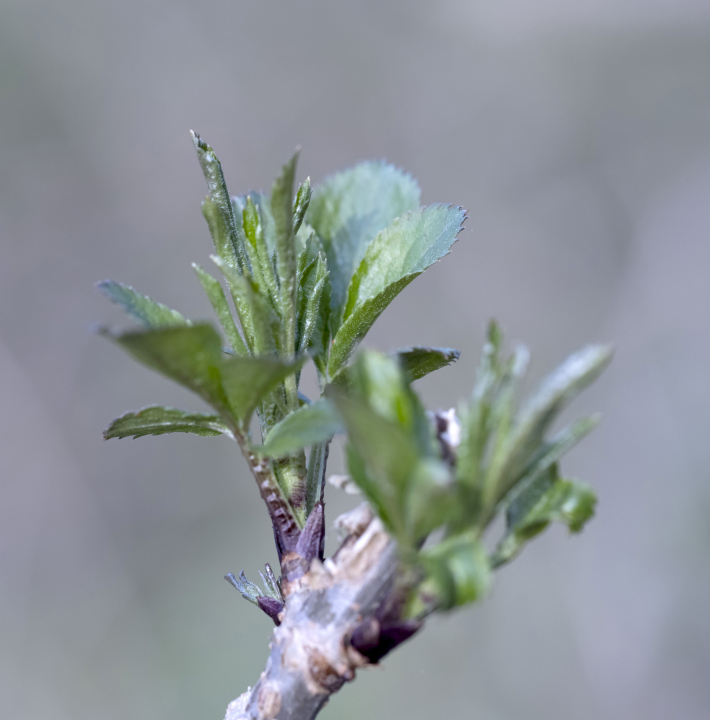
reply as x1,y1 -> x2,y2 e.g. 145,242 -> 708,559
221,355 -> 307,426
257,399 -> 343,458
342,205 -> 466,320
96,281 -> 188,328
104,406 -> 232,440
307,161 -> 420,331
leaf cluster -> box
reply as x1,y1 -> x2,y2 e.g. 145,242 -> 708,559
97,136 -> 610,623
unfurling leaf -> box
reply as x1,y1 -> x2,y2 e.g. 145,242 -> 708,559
96,281 -> 188,328
104,406 -> 233,440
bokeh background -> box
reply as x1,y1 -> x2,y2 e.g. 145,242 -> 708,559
2,1 -> 710,718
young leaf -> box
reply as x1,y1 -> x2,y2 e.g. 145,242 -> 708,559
491,466 -> 597,568
212,256 -> 280,356
293,177 -> 311,236
191,131 -> 248,271
307,161 -> 421,332
192,264 -> 248,356
394,346 -> 461,382
257,399 -> 343,458
296,254 -> 328,357
328,205 -> 466,377
328,274 -> 415,378
104,406 -> 233,440
220,354 -> 307,426
96,281 -> 188,328
492,345 -> 613,500
329,346 -> 460,389
419,532 -> 491,611
342,205 -> 466,321
271,152 -> 299,365
101,323 -> 232,418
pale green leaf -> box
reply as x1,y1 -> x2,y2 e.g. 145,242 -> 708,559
328,274 -> 416,378
104,406 -> 233,440
96,281 -> 188,328
307,161 -> 421,331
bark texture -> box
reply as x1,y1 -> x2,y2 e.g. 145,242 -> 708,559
224,509 -> 403,720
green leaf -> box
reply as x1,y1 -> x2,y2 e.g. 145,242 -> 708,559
329,346 -> 460,389
104,406 -> 233,440
395,346 -> 460,382
293,177 -> 312,236
212,255 -> 280,356
238,196 -> 280,311
221,354 -> 307,426
296,253 -> 328,357
192,131 -> 248,271
328,205 -> 466,378
337,396 -> 421,541
271,153 -> 299,360
257,398 -> 343,458
491,345 -> 613,501
491,466 -> 597,568
328,274 -> 416,378
419,532 -> 491,610
101,323 -> 232,418
343,205 -> 466,321
192,264 -> 248,356
96,281 -> 188,328
307,161 -> 421,332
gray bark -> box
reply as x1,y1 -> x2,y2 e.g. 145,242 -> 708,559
224,510 -> 400,720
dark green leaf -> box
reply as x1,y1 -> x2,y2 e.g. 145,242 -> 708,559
192,264 -> 248,356
221,354 -> 307,426
96,281 -> 188,328
257,398 -> 343,458
104,406 -> 232,440
101,323 -> 232,417
307,161 -> 421,332
395,346 -> 461,382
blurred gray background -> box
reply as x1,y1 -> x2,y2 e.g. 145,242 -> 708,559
2,1 -> 709,718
